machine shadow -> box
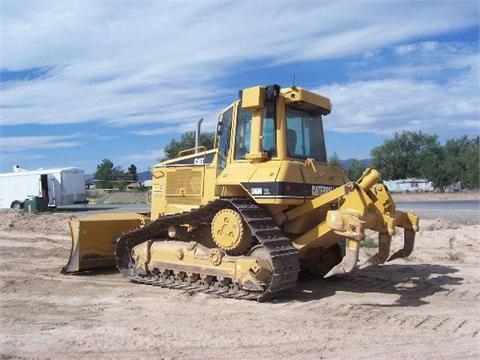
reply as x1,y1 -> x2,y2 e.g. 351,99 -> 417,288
277,263 -> 462,307
62,269 -> 119,276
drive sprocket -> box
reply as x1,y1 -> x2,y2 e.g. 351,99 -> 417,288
211,208 -> 253,255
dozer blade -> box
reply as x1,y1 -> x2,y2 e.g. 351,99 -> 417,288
62,212 -> 149,273
324,238 -> 360,278
359,232 -> 392,269
388,228 -> 415,262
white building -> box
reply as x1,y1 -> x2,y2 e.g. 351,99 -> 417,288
383,178 -> 434,193
0,166 -> 86,209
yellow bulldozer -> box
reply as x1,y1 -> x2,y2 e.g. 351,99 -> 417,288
63,84 -> 419,300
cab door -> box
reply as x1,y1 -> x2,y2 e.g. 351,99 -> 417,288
216,106 -> 234,176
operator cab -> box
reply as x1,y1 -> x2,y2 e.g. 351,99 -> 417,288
216,84 -> 331,165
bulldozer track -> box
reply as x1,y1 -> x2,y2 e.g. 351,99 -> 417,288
115,198 -> 299,301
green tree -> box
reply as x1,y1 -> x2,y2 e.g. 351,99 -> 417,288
442,136 -> 479,189
346,159 -> 367,181
328,152 -> 342,167
94,159 -> 115,189
163,131 -> 216,161
371,131 -> 440,180
418,143 -> 447,190
94,159 -> 125,189
126,164 -> 138,182
421,136 -> 480,191
464,136 -> 480,188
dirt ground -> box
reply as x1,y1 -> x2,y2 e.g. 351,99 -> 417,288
1,207 -> 479,359
92,191 -> 148,205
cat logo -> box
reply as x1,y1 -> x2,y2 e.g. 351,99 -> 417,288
312,185 -> 334,197
194,157 -> 205,166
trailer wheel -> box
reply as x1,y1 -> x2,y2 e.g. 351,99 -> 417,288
10,201 -> 24,210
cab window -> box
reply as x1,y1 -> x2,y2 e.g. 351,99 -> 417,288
216,107 -> 233,175
262,103 -> 276,157
234,107 -> 251,160
286,105 -> 326,162
234,103 -> 276,160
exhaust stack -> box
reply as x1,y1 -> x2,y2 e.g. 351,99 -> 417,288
195,118 -> 203,153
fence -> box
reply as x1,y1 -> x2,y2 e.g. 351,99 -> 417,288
85,189 -> 119,198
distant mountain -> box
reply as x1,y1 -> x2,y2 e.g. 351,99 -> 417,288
339,158 -> 372,169
137,170 -> 152,182
84,174 -> 96,186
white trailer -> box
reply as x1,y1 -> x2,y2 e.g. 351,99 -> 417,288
383,178 -> 434,193
0,167 -> 86,209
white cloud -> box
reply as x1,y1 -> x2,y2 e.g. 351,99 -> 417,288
0,133 -> 84,152
317,74 -> 479,136
363,41 -> 478,79
131,117 -> 218,136
323,40 -> 480,137
421,41 -> 440,52
1,0 -> 477,131
2,1 -> 477,69
132,124 -> 195,137
121,148 -> 165,166
394,41 -> 441,55
394,44 -> 418,55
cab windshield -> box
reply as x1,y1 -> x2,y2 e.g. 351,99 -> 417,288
286,105 -> 327,162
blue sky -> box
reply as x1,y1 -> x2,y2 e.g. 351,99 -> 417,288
0,0 -> 479,174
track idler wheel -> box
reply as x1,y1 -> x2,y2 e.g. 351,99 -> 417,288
211,208 -> 253,255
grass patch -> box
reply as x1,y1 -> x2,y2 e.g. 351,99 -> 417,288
362,237 -> 377,248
